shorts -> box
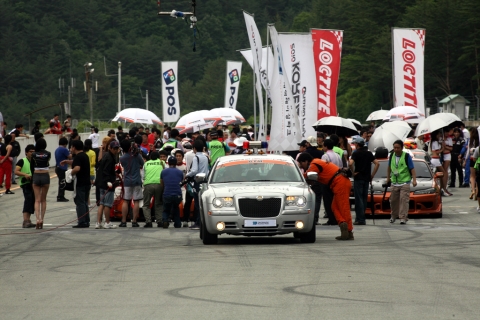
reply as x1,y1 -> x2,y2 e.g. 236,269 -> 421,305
99,188 -> 115,208
470,158 -> 475,168
443,153 -> 451,161
22,185 -> 35,214
123,185 -> 143,201
431,158 -> 442,167
33,173 -> 50,186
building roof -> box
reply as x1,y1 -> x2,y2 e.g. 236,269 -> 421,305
439,94 -> 470,104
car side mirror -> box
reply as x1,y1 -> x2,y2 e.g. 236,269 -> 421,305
306,172 -> 318,181
195,173 -> 207,184
434,172 -> 444,179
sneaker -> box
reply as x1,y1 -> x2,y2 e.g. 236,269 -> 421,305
476,207 -> 480,213
57,198 -> 70,202
5,189 -> 14,194
400,220 -> 406,225
163,221 -> 169,229
95,222 -> 104,229
118,222 -> 127,227
104,222 -> 118,229
189,223 -> 200,230
182,221 -> 189,228
144,222 -> 153,228
390,218 -> 396,223
132,222 -> 140,227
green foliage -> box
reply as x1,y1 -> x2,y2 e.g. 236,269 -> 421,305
0,0 -> 479,130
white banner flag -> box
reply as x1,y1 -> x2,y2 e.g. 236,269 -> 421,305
224,61 -> 242,109
243,11 -> 265,139
268,25 -> 302,152
278,33 -> 318,139
239,46 -> 274,98
161,61 -> 180,123
393,28 -> 426,114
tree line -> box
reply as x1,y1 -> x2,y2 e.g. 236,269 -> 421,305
0,0 -> 478,127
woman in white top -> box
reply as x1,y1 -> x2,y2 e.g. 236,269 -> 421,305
431,130 -> 451,196
442,127 -> 454,193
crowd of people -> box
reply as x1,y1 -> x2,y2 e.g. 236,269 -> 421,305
1,115 -> 479,238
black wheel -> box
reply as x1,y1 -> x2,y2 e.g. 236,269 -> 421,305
199,219 -> 204,240
299,223 -> 316,243
202,219 -> 218,245
293,232 -> 301,239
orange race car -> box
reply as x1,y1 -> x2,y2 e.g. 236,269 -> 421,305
350,158 -> 443,218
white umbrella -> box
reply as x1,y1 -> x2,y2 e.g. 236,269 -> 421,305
112,108 -> 164,125
368,121 -> 412,152
312,116 -> 359,137
210,108 -> 246,125
366,110 -> 388,121
347,118 -> 363,130
415,113 -> 463,136
383,106 -> 425,123
175,110 -> 213,134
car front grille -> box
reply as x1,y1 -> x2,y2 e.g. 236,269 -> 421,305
238,198 -> 282,218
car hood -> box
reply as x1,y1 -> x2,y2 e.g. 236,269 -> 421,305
370,177 -> 434,193
207,182 -> 310,198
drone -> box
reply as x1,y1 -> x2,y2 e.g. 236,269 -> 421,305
157,0 -> 197,28
157,0 -> 198,51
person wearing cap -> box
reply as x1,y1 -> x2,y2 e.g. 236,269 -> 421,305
160,156 -> 184,228
349,136 -> 379,225
207,130 -> 230,167
142,151 -> 165,228
296,140 -> 308,161
305,136 -> 324,159
94,140 -> 120,229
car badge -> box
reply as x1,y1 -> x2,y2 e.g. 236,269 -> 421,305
257,196 -> 263,201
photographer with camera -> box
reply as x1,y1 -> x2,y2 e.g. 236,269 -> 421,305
386,140 -> 417,224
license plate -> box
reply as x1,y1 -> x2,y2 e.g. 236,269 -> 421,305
244,220 -> 276,227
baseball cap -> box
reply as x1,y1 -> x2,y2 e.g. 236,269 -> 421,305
353,136 -> 365,144
167,156 -> 177,165
297,140 -> 308,147
109,140 -> 120,148
210,131 -> 218,138
306,136 -> 318,147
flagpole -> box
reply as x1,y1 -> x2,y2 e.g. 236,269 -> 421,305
265,24 -> 270,134
391,27 -> 395,109
253,72 -> 257,139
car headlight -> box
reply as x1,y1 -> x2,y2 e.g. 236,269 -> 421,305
414,188 -> 436,195
212,197 -> 234,208
286,196 -> 307,207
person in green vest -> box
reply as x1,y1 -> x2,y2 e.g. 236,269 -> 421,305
14,144 -> 36,228
207,130 -> 230,167
142,151 -> 165,227
161,129 -> 184,152
386,140 -> 417,225
329,134 -> 347,168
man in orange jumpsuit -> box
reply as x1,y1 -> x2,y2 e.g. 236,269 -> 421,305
297,153 -> 354,240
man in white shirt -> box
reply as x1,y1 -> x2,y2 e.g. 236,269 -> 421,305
88,127 -> 100,166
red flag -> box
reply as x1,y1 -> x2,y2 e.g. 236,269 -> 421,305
311,29 -> 343,119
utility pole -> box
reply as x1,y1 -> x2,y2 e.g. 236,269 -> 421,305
118,62 -> 122,112
146,90 -> 149,110
84,62 -> 94,123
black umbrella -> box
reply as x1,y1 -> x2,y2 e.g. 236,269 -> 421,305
312,116 -> 359,137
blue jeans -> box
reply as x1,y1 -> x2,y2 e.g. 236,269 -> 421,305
163,195 -> 182,228
465,158 -> 470,185
354,180 -> 369,224
74,184 -> 91,225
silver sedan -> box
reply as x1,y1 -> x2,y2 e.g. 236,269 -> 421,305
195,154 -> 317,244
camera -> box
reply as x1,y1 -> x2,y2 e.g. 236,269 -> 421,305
179,176 -> 194,187
382,181 -> 391,188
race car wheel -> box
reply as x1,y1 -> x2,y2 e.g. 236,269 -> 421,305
299,223 -> 316,243
293,232 -> 301,239
202,219 -> 218,245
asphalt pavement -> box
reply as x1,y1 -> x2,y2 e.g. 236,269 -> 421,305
1,174 -> 480,319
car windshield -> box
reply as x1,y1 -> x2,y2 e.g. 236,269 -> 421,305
374,160 -> 432,179
210,159 -> 303,183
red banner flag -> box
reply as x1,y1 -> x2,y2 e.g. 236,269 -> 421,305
311,29 -> 343,119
